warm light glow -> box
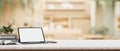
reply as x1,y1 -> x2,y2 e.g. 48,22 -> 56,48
56,24 -> 63,29
48,4 -> 55,9
61,3 -> 73,9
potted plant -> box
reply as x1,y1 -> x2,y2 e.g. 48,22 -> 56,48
0,25 -> 16,45
91,26 -> 109,35
0,25 -> 13,35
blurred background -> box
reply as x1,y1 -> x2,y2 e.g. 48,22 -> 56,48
0,0 -> 120,40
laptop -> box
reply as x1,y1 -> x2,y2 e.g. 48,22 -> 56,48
18,27 -> 57,44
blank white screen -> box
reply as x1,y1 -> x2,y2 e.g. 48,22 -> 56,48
19,28 -> 44,42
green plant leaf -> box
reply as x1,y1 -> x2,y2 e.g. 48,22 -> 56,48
1,25 -> 14,34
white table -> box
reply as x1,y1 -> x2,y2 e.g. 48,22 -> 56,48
0,40 -> 120,50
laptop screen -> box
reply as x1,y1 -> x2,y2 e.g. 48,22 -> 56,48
18,27 -> 45,43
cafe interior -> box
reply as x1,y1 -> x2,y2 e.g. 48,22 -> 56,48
0,0 -> 120,40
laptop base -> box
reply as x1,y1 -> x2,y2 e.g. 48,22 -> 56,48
19,41 -> 57,44
46,41 -> 57,43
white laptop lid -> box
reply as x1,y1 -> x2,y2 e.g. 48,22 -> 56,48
18,27 -> 45,43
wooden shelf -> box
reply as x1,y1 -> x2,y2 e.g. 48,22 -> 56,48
46,9 -> 85,12
43,0 -> 90,33
46,2 -> 84,4
72,17 -> 90,19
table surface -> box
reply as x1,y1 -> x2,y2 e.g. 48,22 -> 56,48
0,40 -> 120,50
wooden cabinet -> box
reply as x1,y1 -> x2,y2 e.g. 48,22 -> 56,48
43,17 -> 69,29
71,17 -> 90,33
44,0 -> 90,30
43,16 -> 90,30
